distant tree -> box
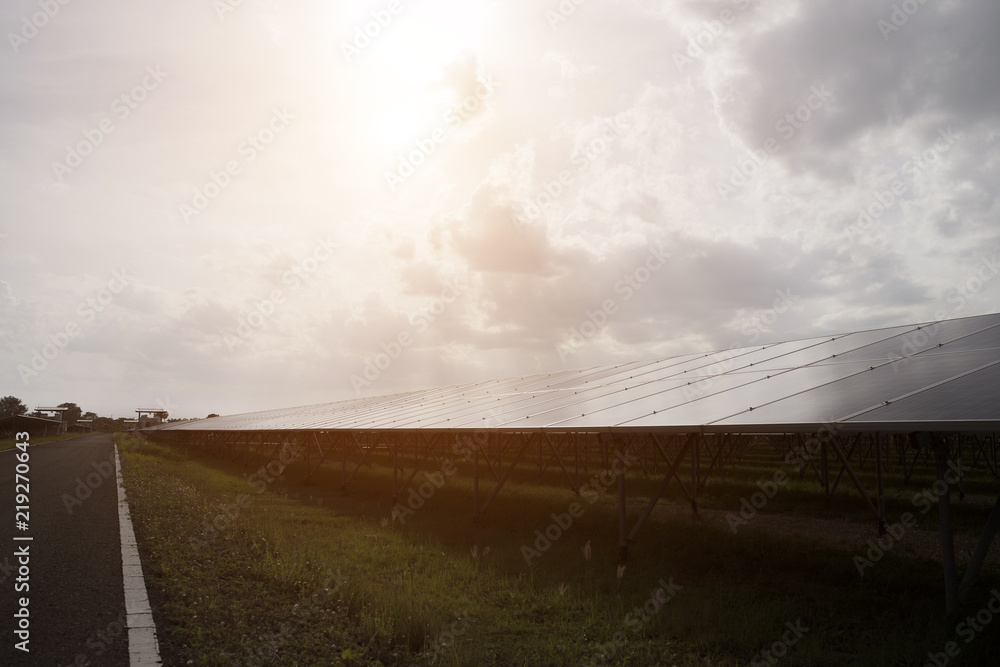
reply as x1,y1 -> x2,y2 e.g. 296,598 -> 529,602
0,396 -> 28,417
58,402 -> 83,424
94,416 -> 117,432
207,413 -> 220,418
82,411 -> 98,420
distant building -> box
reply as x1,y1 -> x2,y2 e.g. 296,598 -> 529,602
0,414 -> 66,439
135,409 -> 168,430
34,407 -> 69,434
70,419 -> 94,434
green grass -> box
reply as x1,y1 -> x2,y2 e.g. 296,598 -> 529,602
117,434 -> 1000,666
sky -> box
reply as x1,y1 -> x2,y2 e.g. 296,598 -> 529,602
1,0 -> 998,419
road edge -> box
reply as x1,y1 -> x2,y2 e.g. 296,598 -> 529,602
114,443 -> 162,666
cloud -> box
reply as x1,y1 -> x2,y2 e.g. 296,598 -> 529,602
2,0 -> 999,416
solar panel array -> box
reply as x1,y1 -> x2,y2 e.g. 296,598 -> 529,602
149,313 -> 1000,434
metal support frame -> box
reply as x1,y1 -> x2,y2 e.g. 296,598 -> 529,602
473,440 -> 480,520
969,434 -> 998,478
699,434 -> 729,486
829,435 -> 882,524
876,433 -> 887,537
959,490 -> 1000,605
650,434 -> 697,510
624,434 -> 696,560
821,439 -> 830,497
393,434 -> 437,503
830,434 -> 860,496
927,433 -> 959,614
543,432 -> 578,493
477,435 -> 532,516
617,439 -> 628,564
146,423 -> 1000,613
304,432 -> 327,481
691,435 -> 700,513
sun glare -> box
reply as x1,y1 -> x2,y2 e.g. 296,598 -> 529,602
375,0 -> 490,86
374,105 -> 421,146
358,1 -> 492,150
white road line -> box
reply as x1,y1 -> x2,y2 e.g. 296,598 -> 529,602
114,444 -> 162,666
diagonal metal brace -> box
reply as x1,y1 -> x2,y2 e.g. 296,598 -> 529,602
627,435 -> 696,543
478,435 -> 532,516
829,436 -> 881,523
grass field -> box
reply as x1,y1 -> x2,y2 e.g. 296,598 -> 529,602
117,433 -> 1000,666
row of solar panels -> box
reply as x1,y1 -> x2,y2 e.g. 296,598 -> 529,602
146,312 -> 1000,434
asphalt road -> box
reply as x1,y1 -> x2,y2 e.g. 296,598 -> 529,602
0,433 -> 129,666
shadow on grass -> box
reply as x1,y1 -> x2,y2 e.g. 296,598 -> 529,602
123,435 -> 1000,666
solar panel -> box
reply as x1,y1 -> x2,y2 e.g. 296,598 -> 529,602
150,312 -> 1000,434
830,313 -> 1000,364
709,349 -> 1000,429
846,361 -> 1000,425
